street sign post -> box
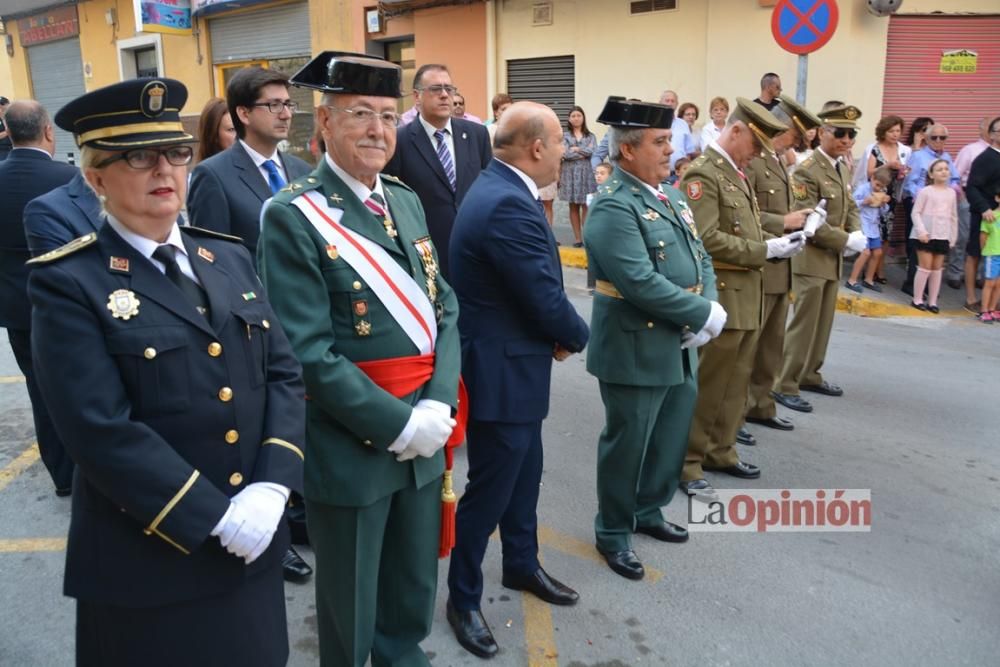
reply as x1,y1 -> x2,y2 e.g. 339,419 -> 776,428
771,0 -> 840,103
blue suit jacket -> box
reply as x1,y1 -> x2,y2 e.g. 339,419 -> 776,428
24,171 -> 104,256
0,148 -> 79,329
187,141 -> 312,261
449,159 -> 589,424
385,117 -> 492,279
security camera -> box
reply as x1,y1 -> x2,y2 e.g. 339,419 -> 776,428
867,0 -> 904,17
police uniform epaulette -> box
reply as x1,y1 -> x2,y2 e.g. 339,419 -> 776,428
272,175 -> 322,202
181,226 -> 243,243
800,156 -> 815,168
26,232 -> 97,265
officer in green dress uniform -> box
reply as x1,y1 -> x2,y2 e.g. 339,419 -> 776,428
774,105 -> 868,411
584,97 -> 720,580
257,53 -> 461,667
679,98 -> 806,499
744,95 -> 823,430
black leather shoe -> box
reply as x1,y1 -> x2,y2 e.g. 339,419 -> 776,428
800,381 -> 843,397
446,599 -> 499,659
636,521 -> 689,543
282,547 -> 312,583
745,415 -> 794,431
597,548 -> 644,580
502,568 -> 579,606
771,391 -> 813,413
706,461 -> 761,479
680,479 -> 719,503
55,487 -> 72,497
946,278 -> 961,289
736,426 -> 756,447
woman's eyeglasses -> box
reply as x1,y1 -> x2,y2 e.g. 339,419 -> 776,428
95,146 -> 194,170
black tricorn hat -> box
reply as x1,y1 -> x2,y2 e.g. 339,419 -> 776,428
55,78 -> 193,150
597,96 -> 674,129
290,51 -> 402,98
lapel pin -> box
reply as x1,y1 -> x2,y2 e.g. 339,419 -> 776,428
197,247 -> 215,263
241,291 -> 257,301
108,256 -> 130,273
329,193 -> 344,205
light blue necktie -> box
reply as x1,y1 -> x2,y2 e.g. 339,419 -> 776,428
262,159 -> 286,194
433,129 -> 457,191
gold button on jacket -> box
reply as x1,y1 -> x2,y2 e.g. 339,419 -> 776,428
207,342 -> 222,357
225,430 -> 239,444
229,472 -> 243,486
218,387 -> 233,402
143,347 -> 157,360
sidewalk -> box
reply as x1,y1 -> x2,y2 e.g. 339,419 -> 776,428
550,204 -> 978,320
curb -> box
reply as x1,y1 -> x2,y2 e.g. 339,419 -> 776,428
559,249 -> 966,319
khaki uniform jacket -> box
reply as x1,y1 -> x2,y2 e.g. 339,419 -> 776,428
790,151 -> 861,280
747,150 -> 793,294
681,147 -> 772,331
585,167 -> 716,387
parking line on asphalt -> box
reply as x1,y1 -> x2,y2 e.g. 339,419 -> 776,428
0,375 -> 26,384
0,443 -> 40,494
0,537 -> 66,553
538,525 -> 664,583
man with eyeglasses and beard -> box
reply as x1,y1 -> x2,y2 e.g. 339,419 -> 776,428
258,52 -> 462,667
774,105 -> 868,412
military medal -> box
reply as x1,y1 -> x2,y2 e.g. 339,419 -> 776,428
413,236 -> 439,303
355,320 -> 372,336
197,247 -> 215,263
108,256 -> 130,273
107,289 -> 140,320
383,218 -> 398,239
326,244 -> 339,260
642,208 -> 660,221
353,300 -> 368,317
242,291 -> 257,301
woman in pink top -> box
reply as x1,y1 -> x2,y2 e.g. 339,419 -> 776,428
910,159 -> 959,313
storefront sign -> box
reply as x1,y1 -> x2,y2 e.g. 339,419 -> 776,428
135,0 -> 193,35
17,6 -> 79,47
939,49 -> 977,74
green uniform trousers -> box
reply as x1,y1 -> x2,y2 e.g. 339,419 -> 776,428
683,327 -> 760,481
746,291 -> 790,420
306,477 -> 441,667
778,274 -> 839,395
595,365 -> 697,552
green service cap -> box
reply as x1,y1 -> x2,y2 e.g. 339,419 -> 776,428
777,94 -> 823,137
818,104 -> 863,129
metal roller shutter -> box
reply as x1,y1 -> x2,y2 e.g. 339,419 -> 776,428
507,55 -> 575,122
27,37 -> 86,164
210,2 -> 311,63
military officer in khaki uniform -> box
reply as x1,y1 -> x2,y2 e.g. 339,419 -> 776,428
585,97 -> 721,580
774,105 -> 868,411
679,98 -> 806,498
744,95 -> 823,430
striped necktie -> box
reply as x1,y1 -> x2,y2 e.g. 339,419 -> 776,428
433,129 -> 457,191
365,192 -> 398,239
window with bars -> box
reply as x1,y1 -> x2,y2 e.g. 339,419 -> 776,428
630,0 -> 677,15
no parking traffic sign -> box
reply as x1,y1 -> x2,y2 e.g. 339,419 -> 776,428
771,0 -> 840,55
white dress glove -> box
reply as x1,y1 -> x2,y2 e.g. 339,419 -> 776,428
680,329 -> 712,350
703,300 -> 728,338
395,406 -> 455,462
212,483 -> 288,563
844,230 -> 867,256
765,232 -> 806,259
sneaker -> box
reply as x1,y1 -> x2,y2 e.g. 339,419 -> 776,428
978,312 -> 994,324
964,301 -> 982,315
862,281 -> 883,293
910,301 -> 927,311
844,281 -> 863,294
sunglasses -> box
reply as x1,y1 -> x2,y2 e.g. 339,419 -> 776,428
830,128 -> 857,140
928,135 -> 948,141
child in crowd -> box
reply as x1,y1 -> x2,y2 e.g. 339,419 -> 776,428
846,166 -> 893,293
587,163 -> 612,206
977,187 -> 1000,323
669,157 -> 691,188
910,159 -> 958,313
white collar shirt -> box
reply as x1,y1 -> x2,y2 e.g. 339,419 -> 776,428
240,138 -> 287,188
495,158 -> 540,200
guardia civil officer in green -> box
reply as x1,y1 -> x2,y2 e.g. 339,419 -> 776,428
744,95 -> 824,430
679,98 -> 805,499
585,97 -> 721,581
28,78 -> 306,666
257,52 -> 462,667
774,105 -> 867,412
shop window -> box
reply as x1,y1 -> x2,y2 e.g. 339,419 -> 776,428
117,35 -> 163,79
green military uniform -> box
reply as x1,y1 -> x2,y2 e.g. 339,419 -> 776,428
745,96 -> 823,419
586,163 -> 716,551
777,105 -> 862,396
257,53 -> 460,667
680,99 -> 788,482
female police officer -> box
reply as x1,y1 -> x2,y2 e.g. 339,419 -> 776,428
27,78 -> 305,666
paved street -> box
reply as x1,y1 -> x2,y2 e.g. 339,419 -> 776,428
1,264 -> 997,667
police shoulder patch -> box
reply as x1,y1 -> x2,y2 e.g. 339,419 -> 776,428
686,181 -> 704,201
26,232 -> 98,265
182,226 -> 243,243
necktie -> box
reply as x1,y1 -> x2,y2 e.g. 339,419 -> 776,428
536,197 -> 546,216
736,168 -> 747,180
262,159 -> 286,194
655,190 -> 668,202
152,245 -> 209,316
433,129 -> 457,191
365,192 -> 398,239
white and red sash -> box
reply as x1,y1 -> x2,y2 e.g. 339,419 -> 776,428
292,190 -> 437,354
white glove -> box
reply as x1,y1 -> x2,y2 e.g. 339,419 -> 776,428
844,230 -> 867,256
396,406 -> 455,462
703,300 -> 728,338
765,232 -> 806,259
213,483 -> 288,563
680,329 -> 712,350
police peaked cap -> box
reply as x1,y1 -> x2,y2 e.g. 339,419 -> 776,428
291,51 -> 403,98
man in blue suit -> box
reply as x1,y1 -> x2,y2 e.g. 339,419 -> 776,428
446,102 -> 589,659
187,67 -> 311,264
0,100 -> 79,494
24,171 -> 104,255
385,64 -> 492,280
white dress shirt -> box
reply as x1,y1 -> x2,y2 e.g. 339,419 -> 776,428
240,139 -> 287,187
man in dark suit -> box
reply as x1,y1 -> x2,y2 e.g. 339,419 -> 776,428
446,102 -> 589,659
187,67 -> 311,263
24,171 -> 104,255
966,115 -> 1000,312
0,99 -> 79,494
385,64 -> 492,280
